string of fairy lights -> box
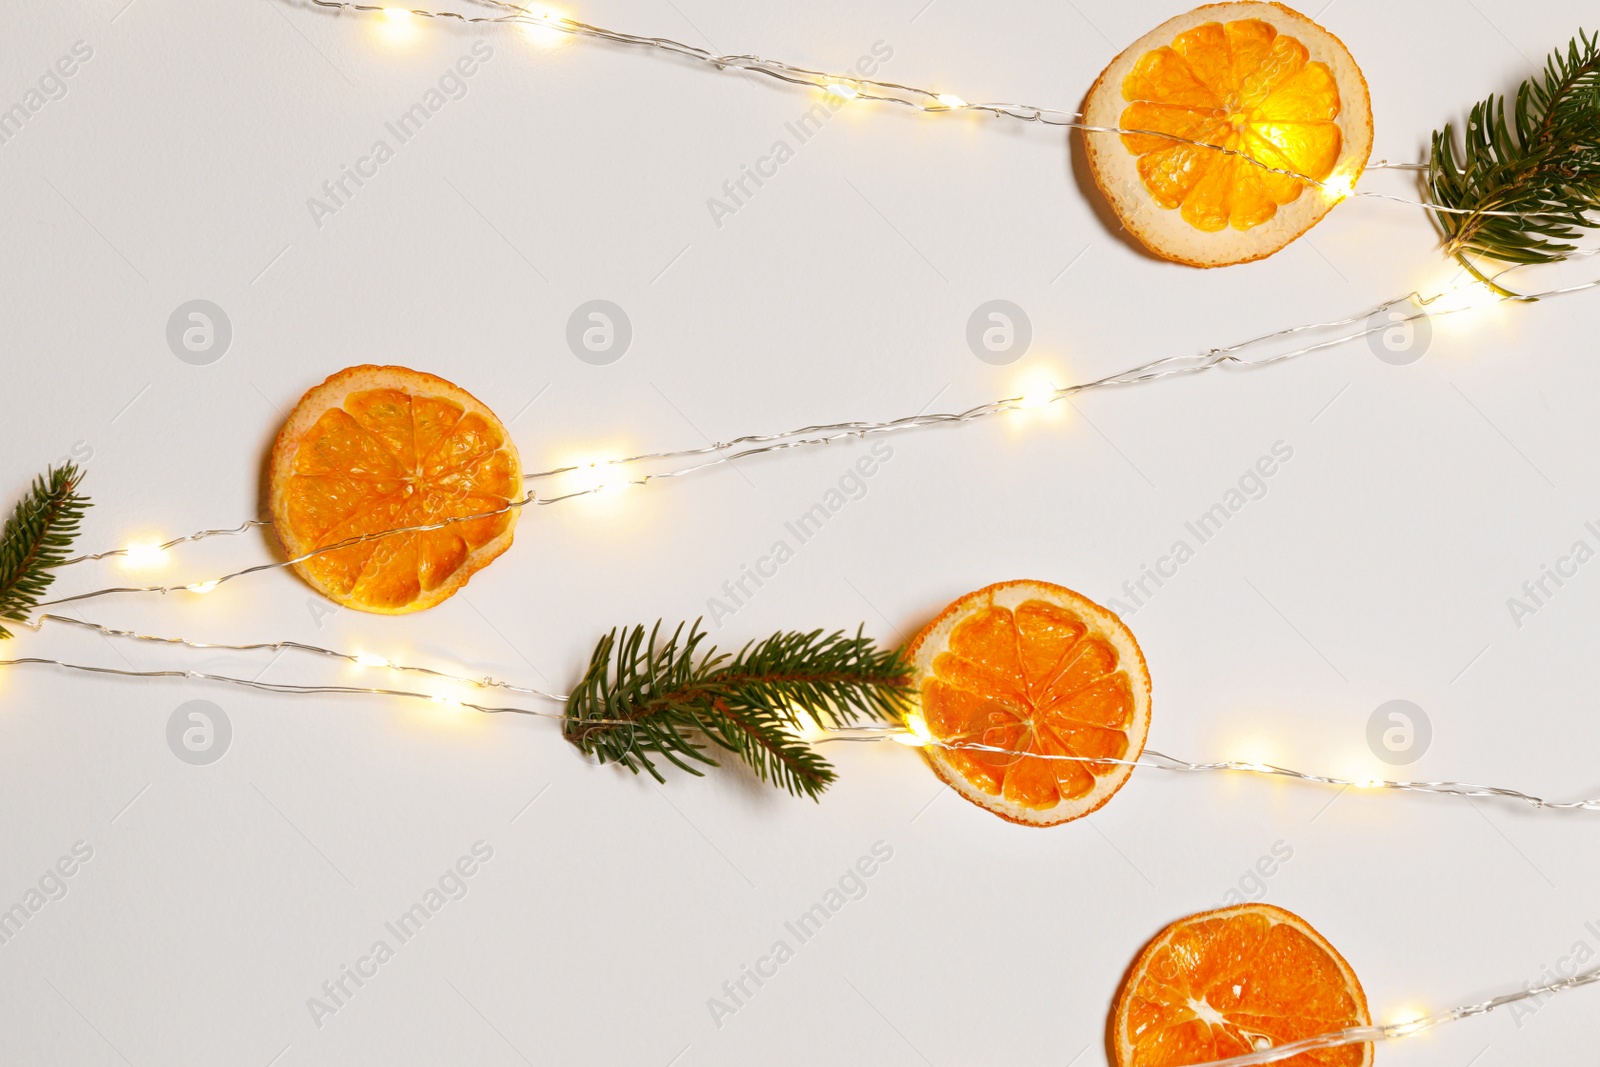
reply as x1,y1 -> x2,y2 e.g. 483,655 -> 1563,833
18,610 -> 1600,812
307,0 -> 1590,225
1184,956 -> 1600,1067
13,260 -> 1599,808
24,256 -> 1597,615
9,2 -> 1599,1058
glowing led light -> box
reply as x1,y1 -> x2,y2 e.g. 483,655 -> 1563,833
1355,776 -> 1386,789
786,716 -> 828,744
186,581 -> 219,594
935,93 -> 967,109
1387,1007 -> 1431,1035
376,6 -> 420,43
1018,380 -> 1058,409
519,6 -> 567,43
354,653 -> 390,669
826,83 -> 859,100
432,694 -> 463,709
1321,169 -> 1358,202
570,458 -> 630,495
1426,277 -> 1501,315
121,542 -> 167,570
893,713 -> 933,746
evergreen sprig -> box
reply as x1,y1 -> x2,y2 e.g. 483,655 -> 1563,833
1427,30 -> 1600,293
563,622 -> 914,799
0,464 -> 90,639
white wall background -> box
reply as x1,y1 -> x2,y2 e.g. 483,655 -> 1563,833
2,1 -> 1597,1064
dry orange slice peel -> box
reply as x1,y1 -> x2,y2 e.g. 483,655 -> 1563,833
1084,2 -> 1373,267
905,580 -> 1152,826
268,365 -> 522,614
1114,903 -> 1373,1066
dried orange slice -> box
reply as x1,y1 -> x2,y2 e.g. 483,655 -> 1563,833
1114,904 -> 1372,1067
268,365 -> 522,614
1083,3 -> 1373,267
905,580 -> 1152,826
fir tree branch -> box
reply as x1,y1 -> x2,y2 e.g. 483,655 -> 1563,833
1427,30 -> 1600,295
563,622 -> 914,799
0,463 -> 91,639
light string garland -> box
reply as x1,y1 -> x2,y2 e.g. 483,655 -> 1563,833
15,613 -> 1600,813
23,612 -> 567,701
303,0 -> 1585,224
31,261 -> 1599,613
4,6 -> 1593,1059
7,615 -> 1600,1060
1155,958 -> 1600,1067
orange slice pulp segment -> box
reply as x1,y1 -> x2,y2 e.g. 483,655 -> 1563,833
908,581 -> 1152,826
1120,18 -> 1343,232
1115,904 -> 1372,1067
270,366 -> 522,614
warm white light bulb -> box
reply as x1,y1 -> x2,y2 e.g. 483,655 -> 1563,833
1321,170 -> 1357,202
935,93 -> 967,109
187,581 -> 219,594
383,6 -> 412,19
519,6 -> 566,42
826,83 -> 859,100
570,458 -> 631,496
786,716 -> 828,744
893,713 -> 933,746
1019,380 -> 1057,409
122,542 -> 167,570
354,654 -> 390,669
1427,278 -> 1501,315
1387,1007 -> 1430,1035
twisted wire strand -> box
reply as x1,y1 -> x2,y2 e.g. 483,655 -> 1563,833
40,264 -> 1597,606
516,291 -> 1424,480
12,613 -> 1600,813
2,641 -> 1592,1058
300,0 -> 1600,222
25,613 -> 567,701
56,519 -> 272,566
0,656 -> 567,718
1181,962 -> 1600,1067
20,8 -> 1596,1050
810,727 -> 1600,811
